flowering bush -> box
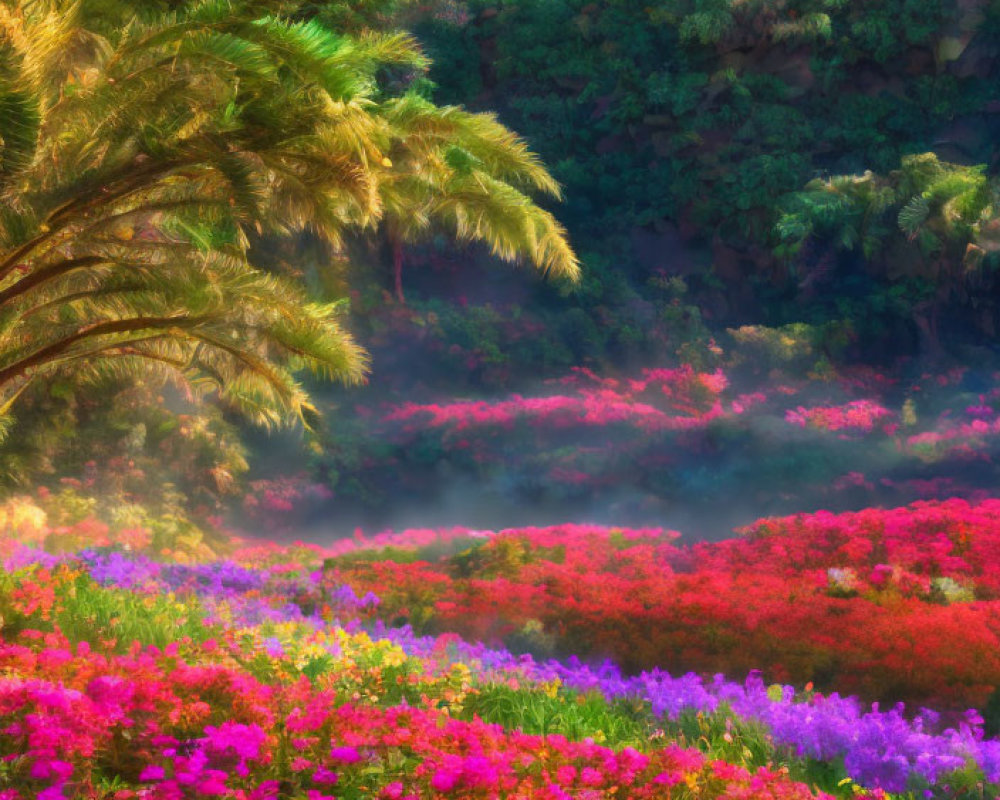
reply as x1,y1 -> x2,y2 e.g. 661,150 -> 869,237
335,507 -> 1000,711
0,490 -> 231,564
5,529 -> 999,796
385,365 -> 731,434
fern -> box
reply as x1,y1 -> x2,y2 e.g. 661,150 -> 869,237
679,10 -> 733,45
780,152 -> 999,285
898,195 -> 929,237
773,13 -> 833,43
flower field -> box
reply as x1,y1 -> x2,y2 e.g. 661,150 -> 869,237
2,497 -> 1000,799
337,504 -> 1000,711
7,362 -> 1000,799
305,361 -> 1000,530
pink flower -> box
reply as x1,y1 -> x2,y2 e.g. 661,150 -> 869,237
249,783 -> 280,800
580,767 -> 603,786
459,755 -> 497,789
312,768 -> 338,785
653,771 -> 683,786
204,722 -> 266,761
195,777 -> 228,795
30,760 -> 73,781
555,765 -> 577,784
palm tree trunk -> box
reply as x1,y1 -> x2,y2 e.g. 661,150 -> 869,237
0,316 -> 204,388
392,236 -> 405,304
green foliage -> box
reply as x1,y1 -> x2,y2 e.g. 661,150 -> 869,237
0,565 -> 215,649
727,323 -> 825,372
462,684 -> 652,746
55,574 -> 216,652
0,378 -> 249,511
450,535 -> 533,578
777,153 -> 996,273
775,171 -> 897,260
461,683 -> 858,794
929,576 -> 976,605
409,0 -> 1000,353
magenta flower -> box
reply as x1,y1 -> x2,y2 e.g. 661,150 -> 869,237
329,746 -> 361,764
555,765 -> 577,784
196,777 -> 228,795
312,767 -> 338,784
249,782 -> 280,800
431,767 -> 460,792
139,764 -> 166,782
580,767 -> 603,786
29,759 -> 73,781
382,781 -> 404,799
204,722 -> 266,761
460,755 -> 498,789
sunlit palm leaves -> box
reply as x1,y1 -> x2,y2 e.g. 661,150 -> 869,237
378,94 -> 579,300
0,0 -> 576,432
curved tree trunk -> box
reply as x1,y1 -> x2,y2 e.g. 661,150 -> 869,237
392,235 -> 405,304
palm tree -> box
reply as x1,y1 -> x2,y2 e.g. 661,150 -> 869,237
0,0 -> 577,433
776,153 -> 997,351
377,93 -> 579,302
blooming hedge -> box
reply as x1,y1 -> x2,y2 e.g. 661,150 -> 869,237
336,505 -> 1000,710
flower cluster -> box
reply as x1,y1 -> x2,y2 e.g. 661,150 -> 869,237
785,400 -> 895,434
312,364 -> 1000,527
385,365 -> 733,435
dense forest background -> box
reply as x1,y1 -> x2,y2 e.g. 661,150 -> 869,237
5,0 -> 1000,539
404,0 -> 1000,365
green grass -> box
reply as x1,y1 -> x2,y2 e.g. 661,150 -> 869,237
54,574 -> 217,652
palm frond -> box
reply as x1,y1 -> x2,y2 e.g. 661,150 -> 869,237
434,172 -> 579,281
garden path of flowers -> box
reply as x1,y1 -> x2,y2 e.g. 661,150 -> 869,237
2,499 -> 1000,798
